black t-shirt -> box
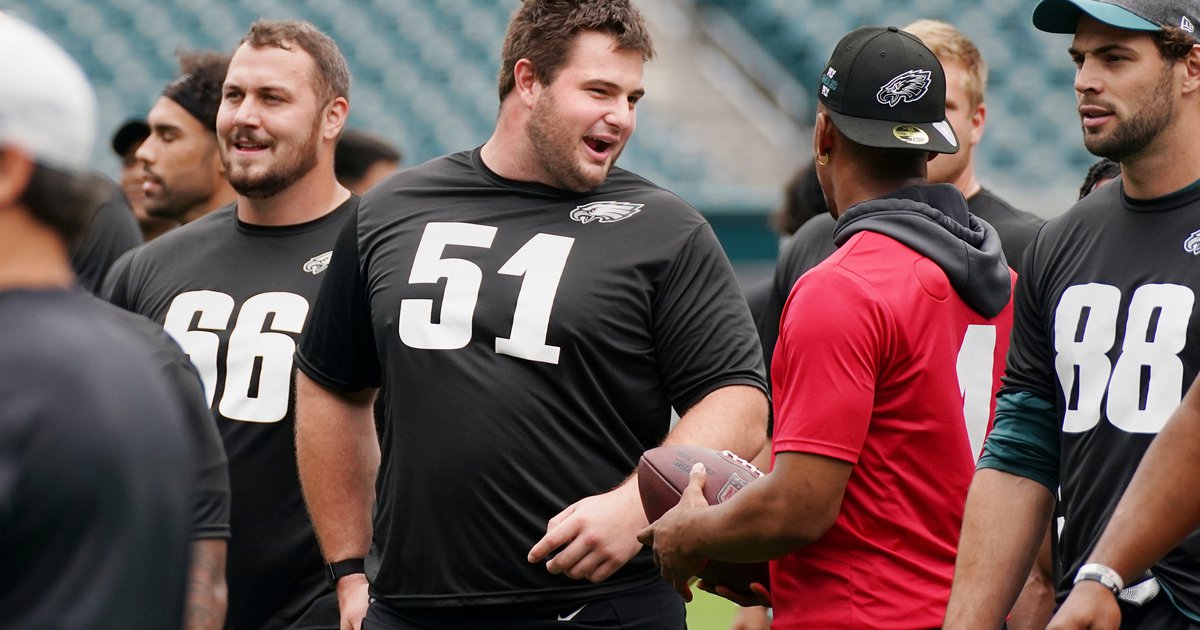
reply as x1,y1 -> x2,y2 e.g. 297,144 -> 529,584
297,148 -> 767,607
104,199 -> 356,630
968,188 -> 1043,274
0,289 -> 192,629
1003,179 -> 1200,611
91,297 -> 231,540
71,178 -> 142,294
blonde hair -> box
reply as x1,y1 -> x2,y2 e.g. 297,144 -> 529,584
902,19 -> 986,109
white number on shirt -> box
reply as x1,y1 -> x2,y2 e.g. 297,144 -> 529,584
1055,283 -> 1194,434
398,222 -> 575,365
957,324 -> 997,462
163,290 -> 310,423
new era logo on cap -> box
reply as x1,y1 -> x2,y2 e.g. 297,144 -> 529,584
818,26 -> 958,154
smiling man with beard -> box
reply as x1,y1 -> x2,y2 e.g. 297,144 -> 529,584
943,1 -> 1200,628
103,19 -> 355,630
292,1 -> 768,629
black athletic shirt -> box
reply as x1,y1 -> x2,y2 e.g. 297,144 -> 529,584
296,148 -> 767,608
91,297 -> 231,540
71,177 -> 142,294
104,199 -> 356,630
1002,179 -> 1200,613
0,289 -> 192,629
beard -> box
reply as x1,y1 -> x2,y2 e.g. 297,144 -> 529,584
223,116 -> 321,199
1083,64 -> 1176,163
526,91 -> 622,192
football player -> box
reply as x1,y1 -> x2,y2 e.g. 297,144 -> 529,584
294,1 -> 768,628
104,19 -> 355,630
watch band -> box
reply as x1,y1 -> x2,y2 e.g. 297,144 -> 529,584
326,558 -> 366,589
1074,563 -> 1124,596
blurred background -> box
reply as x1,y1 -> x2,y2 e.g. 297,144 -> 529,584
4,0 -> 1091,282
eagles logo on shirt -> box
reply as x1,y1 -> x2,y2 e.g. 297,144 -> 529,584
877,69 -> 931,107
1185,229 -> 1200,255
570,201 -> 644,224
303,251 -> 333,275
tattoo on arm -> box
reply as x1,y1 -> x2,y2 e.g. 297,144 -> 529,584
185,539 -> 228,630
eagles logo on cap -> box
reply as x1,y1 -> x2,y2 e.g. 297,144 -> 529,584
877,70 -> 932,107
816,26 -> 958,154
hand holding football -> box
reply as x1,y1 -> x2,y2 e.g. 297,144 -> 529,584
638,445 -> 770,595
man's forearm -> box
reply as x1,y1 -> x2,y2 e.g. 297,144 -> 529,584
943,469 -> 1056,630
686,450 -> 851,563
664,384 -> 768,460
1006,522 -> 1056,630
295,372 -> 380,561
184,539 -> 227,630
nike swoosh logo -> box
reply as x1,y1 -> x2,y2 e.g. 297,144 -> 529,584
557,603 -> 587,622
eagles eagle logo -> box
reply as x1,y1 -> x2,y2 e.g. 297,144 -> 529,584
877,69 -> 932,107
1184,229 -> 1200,255
303,251 -> 333,275
570,201 -> 644,224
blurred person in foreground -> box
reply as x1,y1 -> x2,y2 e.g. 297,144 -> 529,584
0,12 -> 192,628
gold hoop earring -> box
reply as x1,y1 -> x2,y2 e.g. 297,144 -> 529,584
815,153 -> 829,166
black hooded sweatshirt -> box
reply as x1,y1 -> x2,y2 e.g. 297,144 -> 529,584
833,183 -> 1012,318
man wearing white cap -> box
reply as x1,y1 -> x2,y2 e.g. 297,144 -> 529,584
0,12 -> 193,629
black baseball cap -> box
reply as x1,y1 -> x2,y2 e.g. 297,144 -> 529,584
1033,0 -> 1200,41
818,26 -> 959,154
110,118 -> 149,157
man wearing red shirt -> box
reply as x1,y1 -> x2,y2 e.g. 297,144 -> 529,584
639,25 -> 1014,629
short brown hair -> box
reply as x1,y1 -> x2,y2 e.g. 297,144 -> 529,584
496,0 -> 655,102
1155,25 -> 1196,61
21,167 -> 109,248
239,19 -> 351,105
902,19 -> 987,110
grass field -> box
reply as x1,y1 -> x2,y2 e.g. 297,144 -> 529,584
685,589 -> 738,630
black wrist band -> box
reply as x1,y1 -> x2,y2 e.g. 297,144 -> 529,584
326,558 -> 366,590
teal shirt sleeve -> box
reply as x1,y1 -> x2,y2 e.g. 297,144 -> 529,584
977,390 -> 1060,491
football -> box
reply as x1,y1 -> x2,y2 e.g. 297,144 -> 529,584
638,445 -> 769,594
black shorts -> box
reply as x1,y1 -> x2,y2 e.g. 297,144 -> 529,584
362,579 -> 686,630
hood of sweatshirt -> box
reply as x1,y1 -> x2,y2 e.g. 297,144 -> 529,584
833,183 -> 1011,318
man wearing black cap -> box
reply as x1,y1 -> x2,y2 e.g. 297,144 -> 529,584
944,1 -> 1200,628
111,118 -> 177,240
638,26 -> 1014,629
137,50 -> 235,225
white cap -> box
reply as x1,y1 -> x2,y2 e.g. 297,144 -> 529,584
0,13 -> 96,171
